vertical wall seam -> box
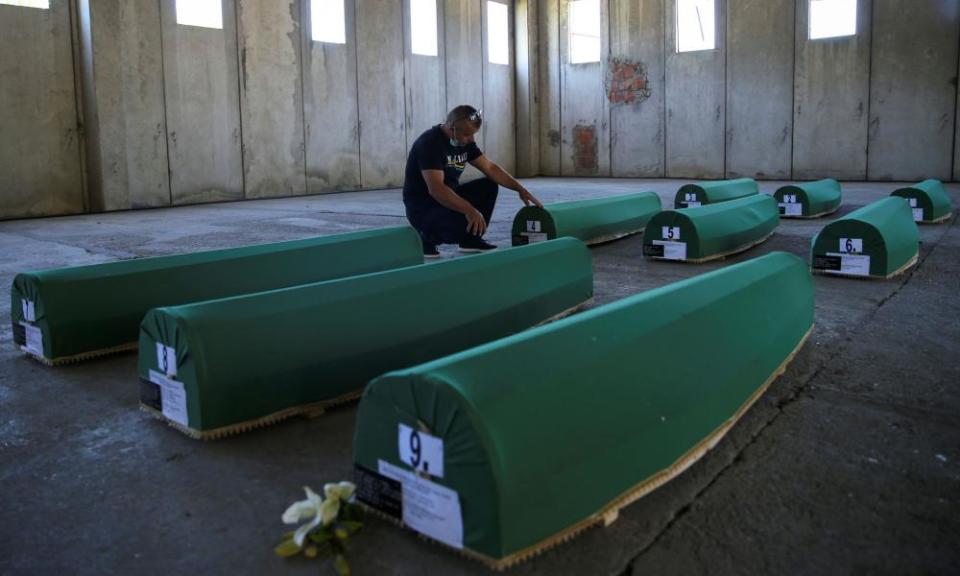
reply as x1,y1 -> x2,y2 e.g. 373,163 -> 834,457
790,0 -> 798,180
481,1 -> 488,149
952,13 -> 960,181
722,0 -> 728,178
557,0 -> 562,175
158,0 -> 174,206
354,0 -> 363,188
298,0 -> 309,196
69,0 -> 90,212
401,0 -> 409,155
864,0 -> 874,181
234,0 -> 247,199
442,0 -> 449,113
663,0 -> 667,177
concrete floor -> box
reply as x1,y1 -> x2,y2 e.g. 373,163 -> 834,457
0,178 -> 958,575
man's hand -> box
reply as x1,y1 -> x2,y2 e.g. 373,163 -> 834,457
465,207 -> 487,236
518,186 -> 543,208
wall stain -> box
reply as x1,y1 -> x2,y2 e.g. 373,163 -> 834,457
572,124 -> 598,174
606,57 -> 651,106
548,130 -> 561,147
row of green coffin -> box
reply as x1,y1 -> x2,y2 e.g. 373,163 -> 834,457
774,178 -> 953,222
353,251 -> 815,567
138,239 -> 594,438
11,227 -> 425,364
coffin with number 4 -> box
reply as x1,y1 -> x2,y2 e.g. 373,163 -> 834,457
137,239 -> 593,439
890,179 -> 953,224
510,192 -> 661,246
810,197 -> 919,279
11,227 -> 424,365
773,179 -> 842,218
674,178 -> 758,208
352,252 -> 814,568
642,194 -> 779,263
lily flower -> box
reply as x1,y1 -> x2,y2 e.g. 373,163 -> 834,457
282,486 -> 325,547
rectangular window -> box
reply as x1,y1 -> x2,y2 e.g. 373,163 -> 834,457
488,1 -> 509,65
411,0 -> 438,56
0,0 -> 50,8
175,0 -> 223,30
569,0 -> 601,64
676,0 -> 715,53
809,0 -> 857,40
311,0 -> 346,44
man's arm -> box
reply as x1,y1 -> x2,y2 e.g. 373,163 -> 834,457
422,169 -> 488,236
470,155 -> 543,208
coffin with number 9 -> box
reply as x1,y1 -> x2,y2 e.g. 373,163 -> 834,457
352,252 -> 814,568
511,192 -> 661,247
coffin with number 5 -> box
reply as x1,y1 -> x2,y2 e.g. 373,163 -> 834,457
642,194 -> 779,263
773,179 -> 842,218
673,178 -> 758,208
890,179 -> 953,224
510,192 -> 661,246
137,239 -> 593,439
810,197 -> 919,279
352,252 -> 814,568
11,227 -> 424,365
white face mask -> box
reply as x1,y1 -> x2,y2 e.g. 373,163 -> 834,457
449,125 -> 461,147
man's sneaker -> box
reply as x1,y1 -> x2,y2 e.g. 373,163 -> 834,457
458,237 -> 497,253
423,244 -> 441,259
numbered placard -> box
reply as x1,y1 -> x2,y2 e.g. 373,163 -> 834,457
148,370 -> 189,426
19,322 -> 43,356
525,220 -> 542,233
662,226 -> 681,240
398,423 -> 445,478
839,238 -> 863,254
21,300 -> 36,322
682,192 -> 701,207
156,343 -> 177,377
912,208 -> 924,221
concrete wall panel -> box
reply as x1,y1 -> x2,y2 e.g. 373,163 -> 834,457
444,0 -> 485,180
356,0 -> 407,189
238,0 -> 306,199
404,0 -> 447,149
609,0 -> 664,177
664,0 -> 726,178
726,0 -> 793,179
483,0 -> 517,174
538,0 -> 561,175
0,1 -> 84,219
515,0 -> 540,176
793,0 -> 871,180
161,0 -> 243,205
869,0 -> 959,181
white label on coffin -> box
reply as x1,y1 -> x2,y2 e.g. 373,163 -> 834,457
685,201 -> 702,207
783,194 -> 798,204
653,240 -> 687,260
909,198 -> 917,207
839,238 -> 863,254
521,232 -> 549,244
378,460 -> 463,550
22,300 -> 36,322
779,203 -> 802,216
149,370 -> 189,426
826,252 -> 871,276
525,220 -> 541,233
20,322 -> 43,356
399,423 -> 444,478
156,343 -> 177,377
912,208 -> 924,221
661,226 -> 681,240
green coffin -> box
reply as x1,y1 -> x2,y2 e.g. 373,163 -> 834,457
511,192 -> 661,246
353,252 -> 814,568
890,179 -> 953,224
774,179 -> 843,218
11,227 -> 423,365
674,178 -> 758,208
643,195 -> 779,263
811,197 -> 919,279
138,239 -> 593,439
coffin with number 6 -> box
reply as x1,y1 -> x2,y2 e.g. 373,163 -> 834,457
12,227 -> 427,366
510,192 -> 661,246
773,179 -> 842,218
352,252 -> 814,568
810,197 -> 919,279
890,179 -> 953,224
642,194 -> 779,263
11,227 -> 424,365
673,178 -> 758,208
137,239 -> 593,439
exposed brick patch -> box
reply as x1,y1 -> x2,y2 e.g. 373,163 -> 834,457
607,57 -> 652,106
572,124 -> 598,174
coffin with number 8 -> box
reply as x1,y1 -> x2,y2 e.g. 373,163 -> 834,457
773,179 -> 842,218
510,192 -> 661,247
810,197 -> 919,279
352,252 -> 814,568
642,194 -> 779,263
673,178 -> 758,208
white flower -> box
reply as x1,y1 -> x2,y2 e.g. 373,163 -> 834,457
282,486 -> 324,547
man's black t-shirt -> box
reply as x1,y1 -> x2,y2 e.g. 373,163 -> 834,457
402,125 -> 483,206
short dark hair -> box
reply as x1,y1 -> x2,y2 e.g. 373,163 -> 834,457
446,105 -> 482,128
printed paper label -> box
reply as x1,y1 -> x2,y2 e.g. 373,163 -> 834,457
909,198 -> 917,207
652,240 -> 687,261
21,300 -> 36,322
156,343 -> 177,377
20,322 -> 43,356
398,424 -> 444,478
662,226 -> 681,240
149,370 -> 189,427
779,203 -> 802,216
839,238 -> 863,254
525,220 -> 542,233
826,252 -> 871,276
684,201 -> 701,208
378,460 -> 463,550
912,208 -> 924,221
521,232 -> 549,244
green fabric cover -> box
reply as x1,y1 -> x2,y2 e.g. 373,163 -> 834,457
891,179 -> 953,223
811,197 -> 919,278
353,252 -> 814,561
674,178 -> 758,208
511,192 -> 662,246
774,179 -> 842,218
138,239 -> 593,433
643,195 -> 779,261
11,227 -> 423,362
